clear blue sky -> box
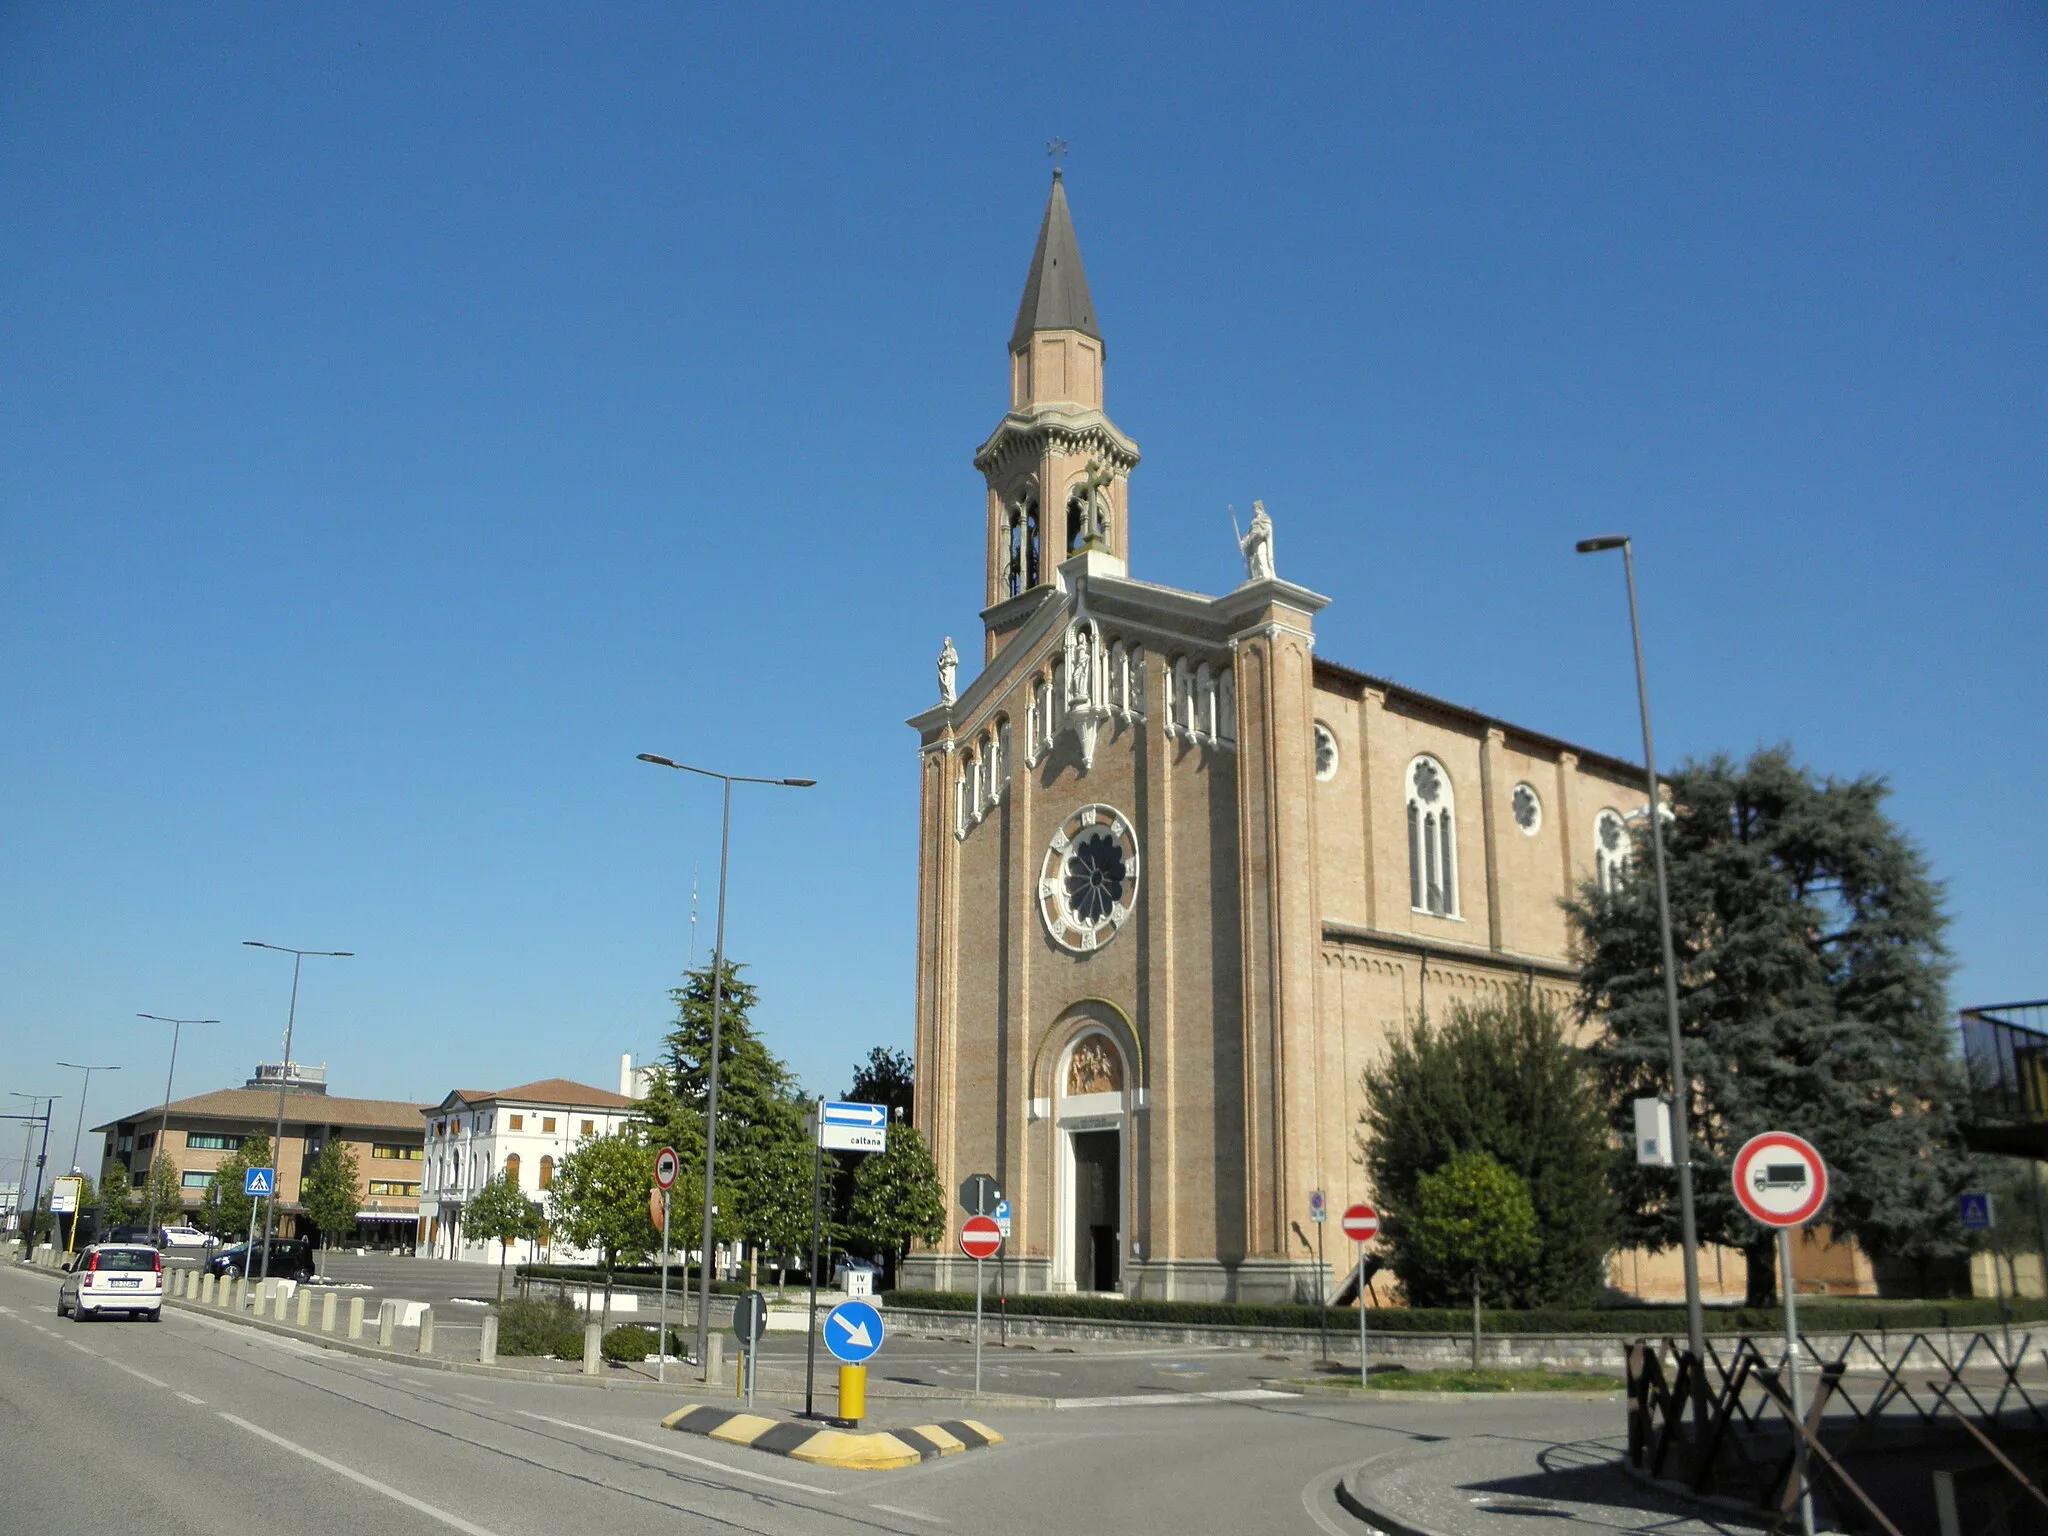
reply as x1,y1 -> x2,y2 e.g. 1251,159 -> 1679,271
3,5 -> 2042,1145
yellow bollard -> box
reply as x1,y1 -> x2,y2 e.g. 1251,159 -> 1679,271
838,1364 -> 866,1425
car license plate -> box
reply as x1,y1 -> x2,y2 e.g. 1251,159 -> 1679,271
111,1278 -> 139,1288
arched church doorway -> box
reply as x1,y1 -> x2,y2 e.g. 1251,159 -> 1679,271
1056,1031 -> 1127,1293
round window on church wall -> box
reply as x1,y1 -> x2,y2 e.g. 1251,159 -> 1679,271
1040,804 -> 1140,953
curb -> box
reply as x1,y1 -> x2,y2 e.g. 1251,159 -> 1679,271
1329,1449 -> 1457,1536
662,1403 -> 1003,1471
1276,1378 -> 1625,1404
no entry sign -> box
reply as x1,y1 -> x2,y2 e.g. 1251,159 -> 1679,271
1340,1204 -> 1380,1243
959,1214 -> 1002,1260
1731,1131 -> 1828,1229
655,1146 -> 679,1191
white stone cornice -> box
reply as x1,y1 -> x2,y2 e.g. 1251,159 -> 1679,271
972,407 -> 1141,476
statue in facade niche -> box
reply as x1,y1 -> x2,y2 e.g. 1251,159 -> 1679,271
1240,500 -> 1275,582
1076,459 -> 1115,551
938,636 -> 958,706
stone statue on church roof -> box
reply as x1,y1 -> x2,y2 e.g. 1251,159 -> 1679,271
1239,499 -> 1275,583
938,636 -> 958,706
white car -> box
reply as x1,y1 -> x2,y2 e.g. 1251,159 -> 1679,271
158,1225 -> 216,1251
58,1243 -> 164,1321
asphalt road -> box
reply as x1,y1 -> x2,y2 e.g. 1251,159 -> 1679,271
0,1259 -> 1631,1536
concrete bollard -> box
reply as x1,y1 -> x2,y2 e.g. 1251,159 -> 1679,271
347,1295 -> 365,1340
706,1331 -> 723,1387
480,1314 -> 498,1366
321,1293 -> 337,1333
377,1299 -> 397,1348
416,1306 -> 435,1355
273,1284 -> 289,1322
230,1278 -> 245,1311
200,1273 -> 215,1305
295,1288 -> 311,1327
582,1320 -> 602,1376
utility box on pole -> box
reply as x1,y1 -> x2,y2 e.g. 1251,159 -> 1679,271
1634,1097 -> 1674,1167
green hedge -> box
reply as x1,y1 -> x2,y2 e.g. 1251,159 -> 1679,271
515,1263 -> 749,1297
881,1289 -> 2048,1336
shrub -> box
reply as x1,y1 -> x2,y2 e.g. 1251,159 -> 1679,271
880,1288 -> 2048,1336
601,1325 -> 655,1364
494,1295 -> 579,1357
552,1328 -> 589,1361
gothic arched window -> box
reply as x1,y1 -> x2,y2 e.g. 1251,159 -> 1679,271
504,1153 -> 521,1190
1025,495 -> 1041,588
538,1155 -> 555,1190
1406,755 -> 1459,917
1595,809 -> 1629,893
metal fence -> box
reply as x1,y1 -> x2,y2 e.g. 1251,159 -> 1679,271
1627,1331 -> 2048,1534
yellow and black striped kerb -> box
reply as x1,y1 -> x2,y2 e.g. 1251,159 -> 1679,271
660,1404 -> 1003,1471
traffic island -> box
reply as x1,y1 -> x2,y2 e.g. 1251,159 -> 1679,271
660,1403 -> 1002,1470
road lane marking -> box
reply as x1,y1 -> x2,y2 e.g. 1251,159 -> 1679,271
871,1503 -> 946,1524
218,1414 -> 504,1536
106,1359 -> 170,1388
64,1339 -> 96,1354
176,1392 -> 207,1405
514,1411 -> 836,1495
457,1392 -> 491,1404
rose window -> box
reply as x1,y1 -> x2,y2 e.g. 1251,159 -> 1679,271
1040,804 -> 1140,952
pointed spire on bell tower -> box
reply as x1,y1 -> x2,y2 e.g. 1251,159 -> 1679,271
975,165 -> 1141,646
1010,169 -> 1101,353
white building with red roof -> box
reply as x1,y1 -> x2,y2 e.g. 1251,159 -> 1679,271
417,1063 -> 645,1265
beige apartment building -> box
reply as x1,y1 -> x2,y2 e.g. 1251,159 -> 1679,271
96,1066 -> 429,1246
905,173 -> 1813,1304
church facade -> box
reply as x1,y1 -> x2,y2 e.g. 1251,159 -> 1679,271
904,174 -> 1656,1302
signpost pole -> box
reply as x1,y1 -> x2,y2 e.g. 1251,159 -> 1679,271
657,1190 -> 671,1385
805,1100 -> 823,1418
974,1257 -> 984,1397
1779,1227 -> 1813,1536
1358,1239 -> 1369,1389
1316,1219 -> 1327,1361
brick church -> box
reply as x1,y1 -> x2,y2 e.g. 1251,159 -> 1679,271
903,172 -> 1667,1302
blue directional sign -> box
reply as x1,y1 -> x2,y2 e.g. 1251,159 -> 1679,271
1960,1191 -> 1995,1231
824,1299 -> 884,1364
244,1167 -> 275,1197
818,1100 -> 888,1153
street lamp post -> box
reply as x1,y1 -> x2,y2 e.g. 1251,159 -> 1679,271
137,1015 -> 219,1234
243,943 -> 353,1284
1576,534 -> 1707,1382
9,1094 -> 58,1243
638,752 -> 814,1380
56,1062 -> 120,1178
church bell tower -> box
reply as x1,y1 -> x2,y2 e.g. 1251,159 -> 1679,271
974,171 -> 1141,658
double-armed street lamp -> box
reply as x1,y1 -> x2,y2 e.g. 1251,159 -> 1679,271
243,942 -> 353,1284
637,752 -> 815,1379
9,1093 -> 58,1241
1575,534 -> 1706,1379
137,1014 -> 219,1233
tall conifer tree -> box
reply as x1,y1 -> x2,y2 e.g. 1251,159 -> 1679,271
1570,747 -> 1966,1303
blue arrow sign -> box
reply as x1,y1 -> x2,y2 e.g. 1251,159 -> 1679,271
1960,1191 -> 1994,1231
244,1167 -> 275,1197
824,1299 -> 884,1364
822,1101 -> 888,1128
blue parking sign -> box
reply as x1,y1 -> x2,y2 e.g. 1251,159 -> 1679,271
244,1167 -> 275,1197
1959,1191 -> 1994,1231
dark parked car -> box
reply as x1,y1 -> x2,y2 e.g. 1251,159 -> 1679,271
205,1238 -> 316,1282
105,1225 -> 156,1245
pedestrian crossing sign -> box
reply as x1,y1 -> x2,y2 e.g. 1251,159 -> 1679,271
244,1167 -> 275,1197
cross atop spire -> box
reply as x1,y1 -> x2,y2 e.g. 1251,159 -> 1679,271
1010,169 -> 1099,352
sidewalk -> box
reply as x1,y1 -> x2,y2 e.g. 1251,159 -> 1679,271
1339,1433 -> 1767,1535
